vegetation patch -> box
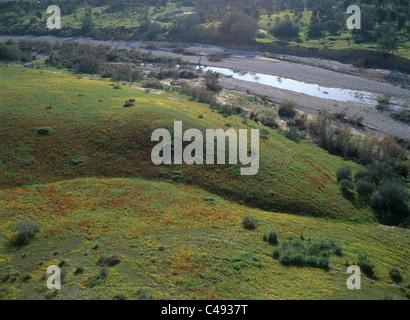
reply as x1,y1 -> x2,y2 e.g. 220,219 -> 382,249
273,239 -> 342,270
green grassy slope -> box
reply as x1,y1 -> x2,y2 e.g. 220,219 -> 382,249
0,66 -> 409,300
0,177 -> 408,300
0,66 -> 373,222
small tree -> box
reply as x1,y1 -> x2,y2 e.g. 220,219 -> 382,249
354,170 -> 370,182
14,221 -> 40,246
358,254 -> 375,278
271,20 -> 300,39
204,71 -> 221,92
389,268 -> 403,284
336,166 -> 352,182
263,230 -> 278,245
242,216 -> 258,230
370,179 -> 409,225
340,179 -> 355,198
355,179 -> 375,200
377,27 -> 398,56
278,100 -> 297,118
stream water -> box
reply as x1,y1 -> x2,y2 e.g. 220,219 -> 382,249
196,66 -> 377,104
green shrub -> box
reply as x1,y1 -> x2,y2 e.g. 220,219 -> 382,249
271,20 -> 300,39
242,216 -> 259,231
375,94 -> 391,111
370,179 -> 409,225
0,43 -> 31,62
278,100 -> 297,118
355,179 -> 375,199
137,288 -> 153,300
74,266 -> 84,275
376,103 -> 389,111
114,293 -> 127,300
366,162 -> 396,185
273,239 -> 341,269
358,254 -> 375,278
88,267 -> 109,286
308,239 -> 342,257
376,94 -> 391,105
142,80 -> 164,90
13,220 -> 40,246
123,100 -> 134,108
389,267 -> 403,283
354,169 -> 370,182
284,127 -> 302,142
336,166 -> 352,181
98,255 -> 121,267
260,110 -> 278,129
36,127 -> 54,135
340,179 -> 355,197
263,230 -> 278,246
391,110 -> 410,124
231,251 -> 262,270
204,71 -> 222,92
288,117 -> 307,130
177,84 -> 216,106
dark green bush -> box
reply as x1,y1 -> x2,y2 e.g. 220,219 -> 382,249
74,266 -> 84,275
340,179 -> 355,197
177,84 -> 216,106
98,255 -> 121,267
273,239 -> 341,270
36,127 -> 54,135
336,166 -> 352,182
271,20 -> 300,39
0,43 -> 31,62
358,254 -> 375,278
287,117 -> 307,130
308,240 -> 343,257
242,216 -> 259,231
13,220 -> 40,246
123,101 -> 134,108
114,293 -> 127,300
370,179 -> 409,225
263,230 -> 278,246
366,162 -> 396,185
142,80 -> 164,90
389,267 -> 403,283
137,288 -> 153,300
355,179 -> 375,200
88,267 -> 109,286
204,70 -> 222,92
278,100 -> 297,118
354,169 -> 370,182
284,127 -> 302,142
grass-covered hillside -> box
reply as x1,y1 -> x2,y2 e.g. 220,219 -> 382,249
0,65 -> 408,300
0,66 -> 372,221
0,177 -> 409,300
